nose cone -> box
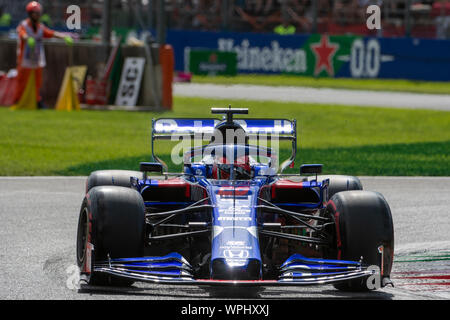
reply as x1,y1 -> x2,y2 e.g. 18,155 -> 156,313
208,182 -> 263,280
211,258 -> 261,280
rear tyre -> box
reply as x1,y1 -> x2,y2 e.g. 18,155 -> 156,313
76,186 -> 146,286
85,170 -> 143,193
326,190 -> 394,291
314,175 -> 363,199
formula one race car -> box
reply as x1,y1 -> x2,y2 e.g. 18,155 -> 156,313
76,107 -> 394,291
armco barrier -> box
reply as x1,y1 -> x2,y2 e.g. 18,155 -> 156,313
166,30 -> 450,81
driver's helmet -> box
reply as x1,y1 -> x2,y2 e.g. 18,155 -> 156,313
211,156 -> 252,180
211,120 -> 248,145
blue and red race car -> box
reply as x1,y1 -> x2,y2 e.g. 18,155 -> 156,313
76,107 -> 394,291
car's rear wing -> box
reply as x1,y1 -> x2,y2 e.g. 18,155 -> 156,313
151,116 -> 297,173
152,118 -> 295,137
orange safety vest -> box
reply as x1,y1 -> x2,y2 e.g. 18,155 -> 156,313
16,19 -> 55,69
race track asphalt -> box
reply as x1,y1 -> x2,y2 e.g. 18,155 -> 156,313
0,176 -> 449,300
174,83 -> 450,111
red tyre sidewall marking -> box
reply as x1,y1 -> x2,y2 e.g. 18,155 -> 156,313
327,199 -> 342,260
83,193 -> 93,274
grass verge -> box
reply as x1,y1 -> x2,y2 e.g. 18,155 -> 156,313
0,96 -> 449,176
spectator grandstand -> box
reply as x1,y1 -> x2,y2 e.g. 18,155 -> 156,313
0,0 -> 448,39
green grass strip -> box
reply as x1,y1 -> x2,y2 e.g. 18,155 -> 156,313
0,96 -> 449,176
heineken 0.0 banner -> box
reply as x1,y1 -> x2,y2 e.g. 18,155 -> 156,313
187,49 -> 237,76
167,30 -> 450,81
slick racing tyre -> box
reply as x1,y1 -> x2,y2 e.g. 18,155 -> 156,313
312,175 -> 363,199
76,186 -> 146,286
326,190 -> 394,291
85,170 -> 144,193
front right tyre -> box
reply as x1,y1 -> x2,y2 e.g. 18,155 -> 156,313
326,190 -> 394,291
76,185 -> 146,286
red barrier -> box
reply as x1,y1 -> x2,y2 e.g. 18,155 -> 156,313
85,77 -> 109,105
159,44 -> 174,110
0,74 -> 18,106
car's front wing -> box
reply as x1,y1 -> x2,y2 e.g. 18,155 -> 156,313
87,253 -> 374,287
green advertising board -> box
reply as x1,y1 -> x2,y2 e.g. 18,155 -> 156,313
188,49 -> 237,76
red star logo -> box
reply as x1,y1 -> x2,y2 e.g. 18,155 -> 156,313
310,35 -> 339,76
209,53 -> 218,63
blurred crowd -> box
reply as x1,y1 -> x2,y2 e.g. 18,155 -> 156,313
166,0 -> 449,38
0,0 -> 449,39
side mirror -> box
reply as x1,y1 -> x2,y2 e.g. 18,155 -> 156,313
300,164 -> 323,175
140,162 -> 163,173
